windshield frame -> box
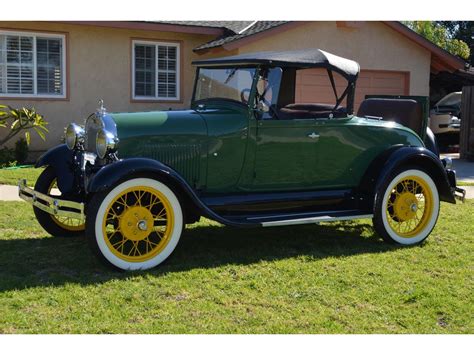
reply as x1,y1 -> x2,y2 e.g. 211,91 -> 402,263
191,66 -> 258,108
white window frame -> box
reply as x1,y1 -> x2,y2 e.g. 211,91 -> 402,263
0,30 -> 66,99
132,39 -> 180,101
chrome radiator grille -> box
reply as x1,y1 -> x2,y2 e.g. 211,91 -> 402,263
84,114 -> 103,153
84,113 -> 117,155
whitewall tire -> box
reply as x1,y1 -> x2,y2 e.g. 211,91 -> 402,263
373,168 -> 440,245
86,178 -> 183,270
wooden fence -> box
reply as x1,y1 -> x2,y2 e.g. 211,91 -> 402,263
460,86 -> 474,161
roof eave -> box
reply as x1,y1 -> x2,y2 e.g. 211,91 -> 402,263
59,21 -> 225,36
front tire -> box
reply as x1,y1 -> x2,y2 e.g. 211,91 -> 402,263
33,166 -> 85,237
86,178 -> 183,271
373,168 -> 440,245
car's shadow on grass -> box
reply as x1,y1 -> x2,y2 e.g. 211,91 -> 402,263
0,220 -> 406,292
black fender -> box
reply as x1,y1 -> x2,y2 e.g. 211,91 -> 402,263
358,145 -> 455,207
35,144 -> 75,193
423,127 -> 439,157
87,158 -> 258,228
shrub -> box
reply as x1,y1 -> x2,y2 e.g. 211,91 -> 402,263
14,138 -> 29,164
0,147 -> 16,168
0,105 -> 48,146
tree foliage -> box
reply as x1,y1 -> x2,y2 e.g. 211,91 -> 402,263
0,105 -> 48,147
404,21 -> 470,60
437,21 -> 474,65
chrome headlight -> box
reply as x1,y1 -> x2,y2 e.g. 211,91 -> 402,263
96,129 -> 118,159
65,123 -> 85,150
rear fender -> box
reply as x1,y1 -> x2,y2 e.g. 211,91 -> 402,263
358,146 -> 455,208
35,144 -> 75,193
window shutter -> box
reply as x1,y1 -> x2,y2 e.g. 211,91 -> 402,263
134,44 -> 156,97
3,35 -> 34,94
157,45 -> 177,98
36,37 -> 63,95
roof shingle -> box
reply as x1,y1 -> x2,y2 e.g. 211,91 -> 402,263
148,21 -> 255,34
193,21 -> 288,51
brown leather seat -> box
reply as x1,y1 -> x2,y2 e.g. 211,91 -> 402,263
357,98 -> 423,135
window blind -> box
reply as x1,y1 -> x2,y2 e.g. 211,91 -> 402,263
134,41 -> 179,100
0,31 -> 64,97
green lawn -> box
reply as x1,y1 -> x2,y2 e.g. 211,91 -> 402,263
0,200 -> 472,334
0,167 -> 43,186
457,181 -> 474,186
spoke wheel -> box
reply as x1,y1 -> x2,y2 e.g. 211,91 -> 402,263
385,176 -> 433,238
87,178 -> 183,271
373,168 -> 440,245
103,186 -> 174,262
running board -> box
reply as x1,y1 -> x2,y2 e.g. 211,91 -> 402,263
260,214 -> 373,227
220,209 -> 373,228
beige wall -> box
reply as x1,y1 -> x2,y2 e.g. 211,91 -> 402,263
0,22 -> 214,153
236,21 -> 431,97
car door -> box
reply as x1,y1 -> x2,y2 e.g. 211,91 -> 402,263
200,103 -> 251,193
252,118 -> 319,191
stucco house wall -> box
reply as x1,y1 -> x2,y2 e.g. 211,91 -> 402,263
0,22 -> 214,153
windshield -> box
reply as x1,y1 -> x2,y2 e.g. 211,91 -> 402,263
436,92 -> 461,108
194,67 -> 256,104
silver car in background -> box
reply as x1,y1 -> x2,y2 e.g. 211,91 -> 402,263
429,91 -> 461,148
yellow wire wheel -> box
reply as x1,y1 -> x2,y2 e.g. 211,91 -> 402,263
376,169 -> 439,245
48,179 -> 85,232
90,178 -> 183,270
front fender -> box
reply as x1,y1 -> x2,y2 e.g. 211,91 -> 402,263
35,144 -> 75,193
87,158 -> 257,227
359,145 -> 455,206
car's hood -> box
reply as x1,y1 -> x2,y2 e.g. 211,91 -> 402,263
109,109 -> 208,159
110,109 -> 206,140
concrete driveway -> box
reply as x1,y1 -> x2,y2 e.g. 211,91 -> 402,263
441,153 -> 474,183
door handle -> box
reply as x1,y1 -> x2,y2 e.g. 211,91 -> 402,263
307,132 -> 320,139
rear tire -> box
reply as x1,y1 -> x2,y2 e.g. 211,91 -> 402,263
33,166 -> 85,237
373,167 -> 440,245
86,178 -> 184,271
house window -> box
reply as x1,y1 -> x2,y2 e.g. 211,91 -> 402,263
133,40 -> 180,101
0,30 -> 66,98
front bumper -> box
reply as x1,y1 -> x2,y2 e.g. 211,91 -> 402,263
445,170 -> 466,202
18,179 -> 85,221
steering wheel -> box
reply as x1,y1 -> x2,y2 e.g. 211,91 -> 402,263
240,88 -> 251,104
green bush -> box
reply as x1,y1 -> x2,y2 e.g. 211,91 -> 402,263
0,147 -> 16,168
0,105 -> 48,146
14,138 -> 28,164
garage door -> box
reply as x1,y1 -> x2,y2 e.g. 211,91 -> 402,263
295,69 -> 409,112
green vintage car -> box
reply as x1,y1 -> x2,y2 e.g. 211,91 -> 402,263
19,49 -> 465,271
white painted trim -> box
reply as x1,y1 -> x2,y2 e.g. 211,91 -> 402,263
131,39 -> 180,101
261,214 -> 373,227
0,30 -> 66,99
